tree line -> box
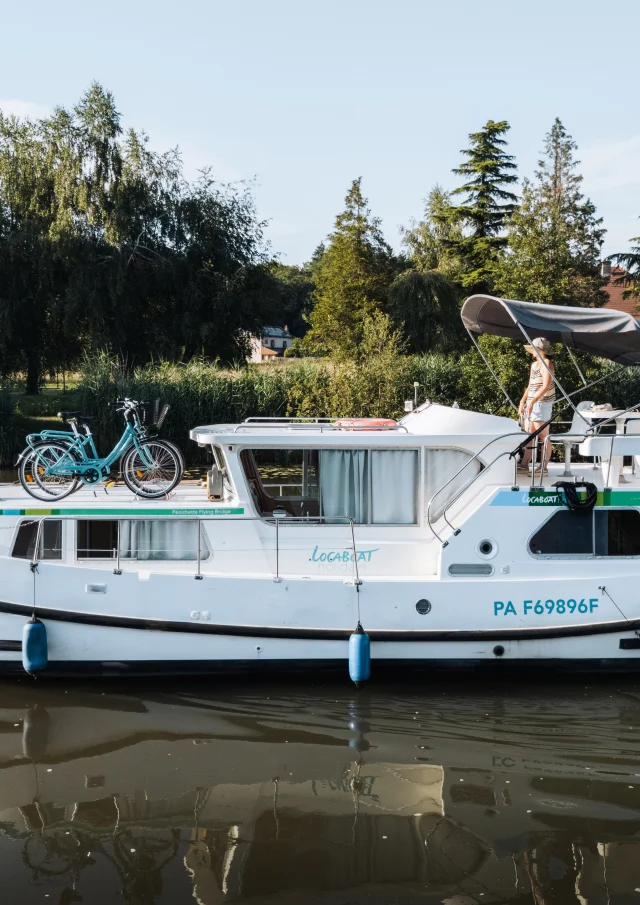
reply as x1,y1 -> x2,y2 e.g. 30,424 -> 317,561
0,85 -> 637,393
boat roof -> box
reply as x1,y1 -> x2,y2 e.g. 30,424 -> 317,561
462,294 -> 640,365
0,482 -> 222,515
190,404 -> 519,447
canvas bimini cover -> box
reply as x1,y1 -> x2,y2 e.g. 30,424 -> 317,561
461,294 -> 640,365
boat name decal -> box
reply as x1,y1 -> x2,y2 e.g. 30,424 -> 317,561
494,598 -> 599,616
492,489 -> 640,508
311,545 -> 379,563
0,507 -> 244,517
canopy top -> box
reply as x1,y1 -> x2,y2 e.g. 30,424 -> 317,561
461,295 -> 640,365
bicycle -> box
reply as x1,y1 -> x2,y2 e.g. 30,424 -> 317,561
19,398 -> 184,501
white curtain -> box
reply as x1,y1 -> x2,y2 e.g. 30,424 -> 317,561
371,451 -> 417,524
119,520 -> 208,561
424,449 -> 481,522
320,451 -> 369,523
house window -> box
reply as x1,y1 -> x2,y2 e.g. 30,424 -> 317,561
529,509 -> 640,557
77,519 -> 210,560
12,519 -> 63,560
241,448 -> 418,524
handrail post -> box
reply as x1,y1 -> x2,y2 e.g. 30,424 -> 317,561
114,520 -> 122,574
605,432 -> 616,490
274,516 -> 281,582
195,519 -> 203,580
30,518 -> 43,573
350,518 -> 361,588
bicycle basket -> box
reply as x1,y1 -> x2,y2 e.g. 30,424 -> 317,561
138,399 -> 170,431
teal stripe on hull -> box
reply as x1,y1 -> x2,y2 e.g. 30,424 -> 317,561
0,507 -> 244,517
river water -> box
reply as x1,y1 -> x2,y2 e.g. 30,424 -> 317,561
1,675 -> 640,904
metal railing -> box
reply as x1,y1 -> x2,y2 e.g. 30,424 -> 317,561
426,431 -> 526,545
232,417 -> 408,434
92,514 -> 362,585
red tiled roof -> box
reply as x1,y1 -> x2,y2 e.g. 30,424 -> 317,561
603,265 -> 640,316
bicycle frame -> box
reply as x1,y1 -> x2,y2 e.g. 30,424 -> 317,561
37,420 -> 155,484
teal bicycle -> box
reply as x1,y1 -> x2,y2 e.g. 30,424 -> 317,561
19,398 -> 184,501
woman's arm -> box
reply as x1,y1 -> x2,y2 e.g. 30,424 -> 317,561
519,364 -> 533,412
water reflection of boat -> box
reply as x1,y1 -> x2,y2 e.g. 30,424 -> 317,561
1,683 -> 640,903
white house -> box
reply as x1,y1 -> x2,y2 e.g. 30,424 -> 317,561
249,326 -> 294,362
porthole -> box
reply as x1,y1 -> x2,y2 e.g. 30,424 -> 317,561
415,599 -> 432,615
476,537 -> 498,559
493,645 -> 505,658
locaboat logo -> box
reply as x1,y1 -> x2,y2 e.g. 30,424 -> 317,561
523,492 -> 562,505
310,545 -> 380,564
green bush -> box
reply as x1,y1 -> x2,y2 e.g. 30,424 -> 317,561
72,348 -> 640,467
0,386 -> 18,467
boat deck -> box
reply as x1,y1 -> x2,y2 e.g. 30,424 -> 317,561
0,479 -> 216,511
1,457 -> 638,513
512,460 -> 640,491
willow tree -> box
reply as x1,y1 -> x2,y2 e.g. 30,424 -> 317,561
0,83 -> 277,389
388,270 -> 463,354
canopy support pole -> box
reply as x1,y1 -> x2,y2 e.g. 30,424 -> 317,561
465,328 -> 520,415
566,347 -> 588,387
565,364 -> 626,401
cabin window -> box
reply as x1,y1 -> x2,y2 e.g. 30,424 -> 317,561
77,520 -> 119,559
594,510 -> 640,556
241,449 -> 320,518
241,448 -> 418,524
424,449 -> 482,521
76,519 -> 209,561
119,520 -> 210,561
12,519 -> 63,560
529,509 -> 640,557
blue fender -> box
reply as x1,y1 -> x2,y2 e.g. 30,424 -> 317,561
22,617 -> 48,673
349,623 -> 370,685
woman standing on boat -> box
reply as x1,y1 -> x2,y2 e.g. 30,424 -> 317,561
518,337 -> 555,474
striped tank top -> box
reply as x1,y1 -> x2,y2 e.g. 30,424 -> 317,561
527,360 -> 556,403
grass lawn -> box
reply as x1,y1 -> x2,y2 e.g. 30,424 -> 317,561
12,384 -> 82,435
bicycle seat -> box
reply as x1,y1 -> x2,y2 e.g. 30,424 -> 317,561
57,411 -> 93,424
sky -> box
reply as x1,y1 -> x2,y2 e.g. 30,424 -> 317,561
1,0 -> 638,264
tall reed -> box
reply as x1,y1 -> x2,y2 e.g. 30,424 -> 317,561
69,351 -> 640,466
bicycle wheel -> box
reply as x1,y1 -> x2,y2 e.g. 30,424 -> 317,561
122,440 -> 182,498
20,443 -> 81,501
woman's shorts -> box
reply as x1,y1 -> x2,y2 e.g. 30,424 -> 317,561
529,400 -> 553,422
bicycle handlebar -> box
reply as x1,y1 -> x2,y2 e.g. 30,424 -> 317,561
108,398 -> 140,410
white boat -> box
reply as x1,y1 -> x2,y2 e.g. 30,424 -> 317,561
3,294 -> 640,676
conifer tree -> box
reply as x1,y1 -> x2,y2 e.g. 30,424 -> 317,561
495,118 -> 606,307
400,185 -> 462,278
301,178 -> 398,356
443,120 -> 518,293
